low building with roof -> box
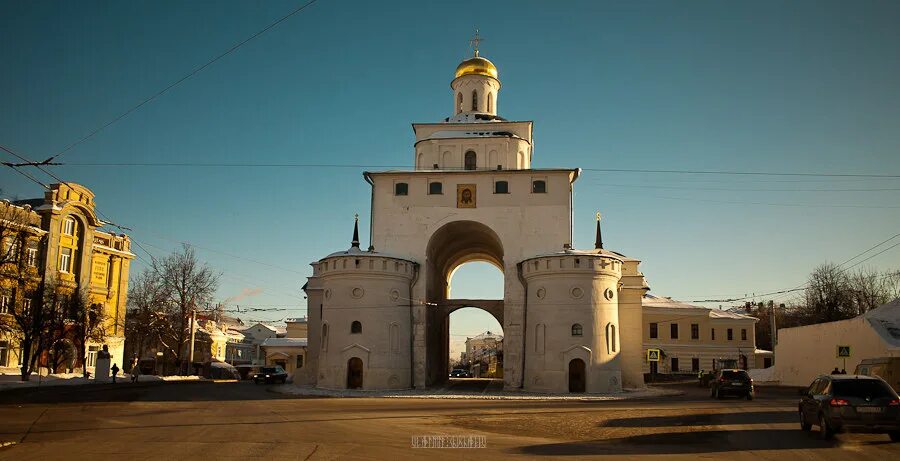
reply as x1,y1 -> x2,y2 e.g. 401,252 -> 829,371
260,337 -> 307,381
774,298 -> 900,387
641,294 -> 767,376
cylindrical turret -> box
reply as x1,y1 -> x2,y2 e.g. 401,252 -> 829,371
521,250 -> 624,393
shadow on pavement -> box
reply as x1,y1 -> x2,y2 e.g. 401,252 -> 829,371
0,381 -> 316,404
601,410 -> 796,427
517,429 -> 843,455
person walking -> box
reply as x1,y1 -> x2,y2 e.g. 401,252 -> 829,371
111,363 -> 119,383
130,360 -> 140,383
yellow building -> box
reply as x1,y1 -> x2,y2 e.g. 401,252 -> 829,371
642,295 -> 769,375
0,183 -> 133,371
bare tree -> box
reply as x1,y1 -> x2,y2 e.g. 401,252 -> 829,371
156,244 -> 219,373
125,269 -> 175,372
0,200 -> 48,380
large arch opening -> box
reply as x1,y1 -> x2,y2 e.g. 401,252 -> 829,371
447,262 -> 504,391
425,221 -> 504,387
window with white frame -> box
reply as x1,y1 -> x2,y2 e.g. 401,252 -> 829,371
86,345 -> 100,368
26,247 -> 37,266
59,247 -> 72,272
63,217 -> 76,236
0,294 -> 10,314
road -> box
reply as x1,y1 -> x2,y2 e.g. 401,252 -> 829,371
0,380 -> 898,460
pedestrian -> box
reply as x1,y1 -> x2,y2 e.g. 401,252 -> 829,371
130,360 -> 140,383
111,363 -> 119,383
840,369 -> 847,375
831,367 -> 840,374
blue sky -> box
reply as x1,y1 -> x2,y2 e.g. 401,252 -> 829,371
2,1 -> 899,346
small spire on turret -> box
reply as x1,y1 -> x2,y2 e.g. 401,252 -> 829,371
594,212 -> 604,250
351,214 -> 360,248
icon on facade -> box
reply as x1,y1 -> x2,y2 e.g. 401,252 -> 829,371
457,184 -> 476,208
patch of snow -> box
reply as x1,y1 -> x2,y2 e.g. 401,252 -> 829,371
272,384 -> 681,401
748,366 -> 777,383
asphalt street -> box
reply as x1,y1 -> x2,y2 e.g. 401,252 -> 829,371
0,380 -> 898,460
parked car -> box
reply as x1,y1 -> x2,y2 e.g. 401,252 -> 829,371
449,369 -> 471,378
799,374 -> 900,441
253,366 -> 288,384
855,357 -> 900,393
710,369 -> 754,400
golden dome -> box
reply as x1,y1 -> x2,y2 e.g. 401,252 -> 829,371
455,55 -> 499,80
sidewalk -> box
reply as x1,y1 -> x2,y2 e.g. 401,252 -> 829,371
0,368 -> 203,391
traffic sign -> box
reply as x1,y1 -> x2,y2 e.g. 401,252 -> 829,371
836,345 -> 851,358
647,348 -> 661,362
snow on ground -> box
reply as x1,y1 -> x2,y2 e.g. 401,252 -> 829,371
748,366 -> 777,383
272,384 -> 682,400
0,367 -> 204,391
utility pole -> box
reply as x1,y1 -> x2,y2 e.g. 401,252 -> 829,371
770,301 -> 778,364
188,309 -> 196,375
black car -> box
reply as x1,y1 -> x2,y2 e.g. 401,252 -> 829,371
449,369 -> 471,378
710,369 -> 754,400
799,374 -> 900,440
253,366 -> 288,384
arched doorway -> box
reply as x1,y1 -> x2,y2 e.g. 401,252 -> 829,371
568,358 -> 586,393
425,221 -> 504,387
347,357 -> 363,389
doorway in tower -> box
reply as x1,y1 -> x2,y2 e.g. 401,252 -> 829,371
424,220 -> 506,388
347,357 -> 363,389
568,358 -> 586,393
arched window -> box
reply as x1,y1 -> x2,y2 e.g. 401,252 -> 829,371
571,323 -> 583,336
63,217 -> 76,236
471,90 -> 478,112
487,92 -> 493,112
321,323 -> 329,351
394,182 -> 408,196
429,182 -> 443,195
464,151 -> 477,170
456,92 -> 463,114
494,180 -> 509,194
532,180 -> 547,193
351,321 -> 362,334
606,323 -> 617,353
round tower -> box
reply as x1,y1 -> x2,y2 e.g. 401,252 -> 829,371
310,218 -> 417,390
521,249 -> 624,393
450,39 -> 500,117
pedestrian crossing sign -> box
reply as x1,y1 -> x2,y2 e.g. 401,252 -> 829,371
836,345 -> 851,358
647,349 -> 661,362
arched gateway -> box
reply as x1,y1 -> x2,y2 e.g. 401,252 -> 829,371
302,43 -> 650,393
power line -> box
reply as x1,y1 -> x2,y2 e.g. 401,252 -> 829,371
687,231 -> 900,303
47,0 -> 321,161
58,161 -> 900,178
590,182 -> 900,193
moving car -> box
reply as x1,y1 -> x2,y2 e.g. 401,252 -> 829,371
253,366 -> 288,384
449,369 -> 472,378
799,374 -> 900,441
710,369 -> 754,400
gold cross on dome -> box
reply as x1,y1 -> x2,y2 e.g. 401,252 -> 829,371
354,213 -> 359,222
469,29 -> 483,56
596,212 -> 602,222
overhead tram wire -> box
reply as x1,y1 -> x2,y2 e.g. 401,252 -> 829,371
45,0 -> 321,162
60,161 -> 900,178
688,231 -> 900,304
